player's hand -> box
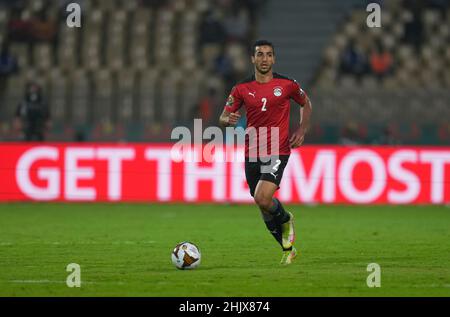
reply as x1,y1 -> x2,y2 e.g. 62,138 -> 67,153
289,127 -> 307,148
227,112 -> 241,126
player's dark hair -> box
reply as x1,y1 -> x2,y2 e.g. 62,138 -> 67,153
252,40 -> 275,56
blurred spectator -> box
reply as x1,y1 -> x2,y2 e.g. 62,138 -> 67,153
406,122 -> 422,144
7,8 -> 33,42
29,4 -> 58,42
199,9 -> 226,46
340,40 -> 368,79
7,3 -> 57,44
194,87 -> 221,126
74,129 -> 86,142
373,125 -> 400,145
91,119 -> 120,142
139,0 -> 167,9
402,1 -> 424,52
437,123 -> 450,144
339,122 -> 363,145
214,47 -> 234,92
0,0 -> 26,9
223,5 -> 250,43
143,121 -> 171,143
369,41 -> 393,79
240,0 -> 266,25
14,82 -> 51,141
0,44 -> 19,90
216,0 -> 233,11
426,0 -> 449,11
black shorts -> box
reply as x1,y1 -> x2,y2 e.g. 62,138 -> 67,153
244,155 -> 290,197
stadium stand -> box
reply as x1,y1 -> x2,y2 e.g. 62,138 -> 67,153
0,0 -> 448,144
0,0 -> 258,142
312,0 -> 450,145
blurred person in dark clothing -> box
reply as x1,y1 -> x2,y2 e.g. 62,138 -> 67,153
373,125 -> 400,145
214,47 -> 235,92
199,9 -> 226,46
14,82 -> 51,141
0,0 -> 26,9
0,44 -> 18,92
340,40 -> 368,79
240,0 -> 267,23
7,6 -> 34,42
139,0 -> 166,9
0,44 -> 18,77
402,0 -> 424,52
223,5 -> 250,43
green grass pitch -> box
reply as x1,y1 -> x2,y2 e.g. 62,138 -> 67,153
0,203 -> 449,297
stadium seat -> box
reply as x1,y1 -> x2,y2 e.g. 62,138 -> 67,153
48,68 -> 67,122
71,70 -> 91,124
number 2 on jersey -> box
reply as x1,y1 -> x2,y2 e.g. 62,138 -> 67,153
261,98 -> 267,111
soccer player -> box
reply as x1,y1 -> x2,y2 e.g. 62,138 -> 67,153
219,40 -> 312,265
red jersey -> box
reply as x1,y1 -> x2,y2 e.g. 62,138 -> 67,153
224,73 -> 308,158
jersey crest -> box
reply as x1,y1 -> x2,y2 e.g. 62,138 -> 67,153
273,86 -> 283,97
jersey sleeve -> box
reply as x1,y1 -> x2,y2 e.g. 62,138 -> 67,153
224,85 -> 243,113
290,80 -> 308,106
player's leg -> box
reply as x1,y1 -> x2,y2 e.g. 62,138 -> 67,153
245,160 -> 284,248
257,155 -> 297,264
254,180 -> 297,265
254,180 -> 294,250
245,156 -> 297,264
253,180 -> 284,247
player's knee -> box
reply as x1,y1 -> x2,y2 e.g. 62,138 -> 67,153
254,193 -> 272,211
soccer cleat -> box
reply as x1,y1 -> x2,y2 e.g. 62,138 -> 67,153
281,212 -> 295,250
280,246 -> 298,265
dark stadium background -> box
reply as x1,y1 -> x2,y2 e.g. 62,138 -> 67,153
1,0 -> 449,144
0,0 -> 449,298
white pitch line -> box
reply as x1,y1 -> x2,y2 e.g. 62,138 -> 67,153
10,280 -> 65,284
1,241 -> 157,246
10,280 -> 95,285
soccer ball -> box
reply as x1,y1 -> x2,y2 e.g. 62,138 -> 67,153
171,242 -> 201,270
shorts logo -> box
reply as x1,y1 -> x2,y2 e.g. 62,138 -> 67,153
273,87 -> 283,97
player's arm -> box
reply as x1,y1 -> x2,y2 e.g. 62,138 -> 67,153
219,109 -> 241,127
219,86 -> 243,128
289,83 -> 313,148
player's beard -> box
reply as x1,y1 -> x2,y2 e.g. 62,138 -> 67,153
256,64 -> 272,75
